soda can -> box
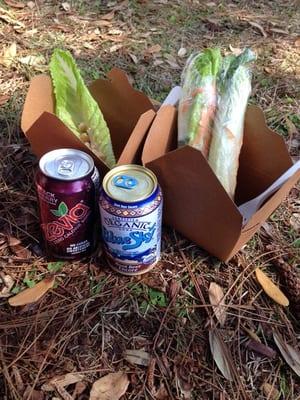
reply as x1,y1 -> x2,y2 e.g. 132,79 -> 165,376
36,148 -> 99,259
99,164 -> 163,275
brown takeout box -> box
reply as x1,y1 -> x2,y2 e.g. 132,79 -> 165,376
136,103 -> 300,262
21,68 -> 155,177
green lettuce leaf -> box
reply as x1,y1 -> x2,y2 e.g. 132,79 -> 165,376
49,49 -> 116,168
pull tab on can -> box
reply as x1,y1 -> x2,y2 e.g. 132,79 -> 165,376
113,174 -> 137,190
58,159 -> 75,176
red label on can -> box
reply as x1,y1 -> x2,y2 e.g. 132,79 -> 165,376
42,202 -> 90,242
36,172 -> 98,259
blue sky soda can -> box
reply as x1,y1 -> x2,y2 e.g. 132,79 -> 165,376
99,165 -> 163,275
36,149 -> 99,259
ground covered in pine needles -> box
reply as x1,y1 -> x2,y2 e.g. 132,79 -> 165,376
0,0 -> 299,399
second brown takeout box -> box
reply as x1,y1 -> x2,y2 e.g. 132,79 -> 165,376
137,103 -> 300,262
21,67 -> 156,177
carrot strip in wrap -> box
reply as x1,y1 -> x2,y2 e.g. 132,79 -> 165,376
208,49 -> 256,199
178,49 -> 222,158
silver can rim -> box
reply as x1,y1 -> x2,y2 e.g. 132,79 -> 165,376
102,164 -> 158,203
39,148 -> 95,181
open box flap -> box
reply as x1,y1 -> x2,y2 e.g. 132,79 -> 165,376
21,74 -> 54,133
118,110 -> 156,165
146,146 -> 243,260
89,68 -> 154,159
224,168 -> 300,261
21,68 -> 155,171
26,111 -> 109,174
142,105 -> 177,165
235,105 -> 293,204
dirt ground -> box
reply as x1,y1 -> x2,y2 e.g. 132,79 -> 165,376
0,0 -> 299,399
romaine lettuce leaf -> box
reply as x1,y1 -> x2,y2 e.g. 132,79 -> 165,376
49,49 -> 116,168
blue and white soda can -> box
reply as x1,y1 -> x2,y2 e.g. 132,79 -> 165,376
99,165 -> 163,275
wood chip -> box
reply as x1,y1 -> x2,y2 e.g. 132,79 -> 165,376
124,349 -> 150,366
8,276 -> 55,306
255,268 -> 289,306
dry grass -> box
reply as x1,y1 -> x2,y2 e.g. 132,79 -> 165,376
0,0 -> 299,399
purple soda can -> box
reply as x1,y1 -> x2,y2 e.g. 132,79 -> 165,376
36,149 -> 99,259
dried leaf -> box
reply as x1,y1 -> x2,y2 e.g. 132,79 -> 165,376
241,325 -> 261,342
286,118 -> 298,137
72,381 -> 87,398
295,38 -> 300,47
147,44 -> 161,54
176,370 -> 192,399
129,53 -> 138,64
0,275 -> 14,297
255,268 -> 289,306
246,339 -> 277,359
12,365 -> 24,392
248,21 -> 267,37
108,28 -> 123,35
42,372 -> 84,391
53,382 -> 73,400
109,44 -> 123,53
8,236 -> 21,247
0,42 -> 17,67
269,28 -> 289,35
96,20 -> 112,27
19,54 -> 46,66
165,60 -> 180,69
168,279 -> 180,299
61,2 -> 71,11
8,276 -> 55,306
153,59 -> 164,66
4,0 -> 25,8
208,282 -> 227,326
273,332 -> 300,377
101,11 -> 115,20
23,387 -> 44,400
154,382 -> 169,399
8,236 -> 31,258
229,44 -> 242,55
89,371 -> 129,400
290,213 -> 300,232
27,1 -> 35,9
209,330 -> 233,381
124,349 -> 150,366
0,94 -> 10,105
177,47 -> 187,58
261,382 -> 280,400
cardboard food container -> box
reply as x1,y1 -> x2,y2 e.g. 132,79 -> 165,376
137,103 -> 300,262
21,67 -> 156,176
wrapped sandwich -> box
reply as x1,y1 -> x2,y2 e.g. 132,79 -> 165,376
178,48 -> 222,158
208,49 -> 256,199
49,49 -> 116,168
